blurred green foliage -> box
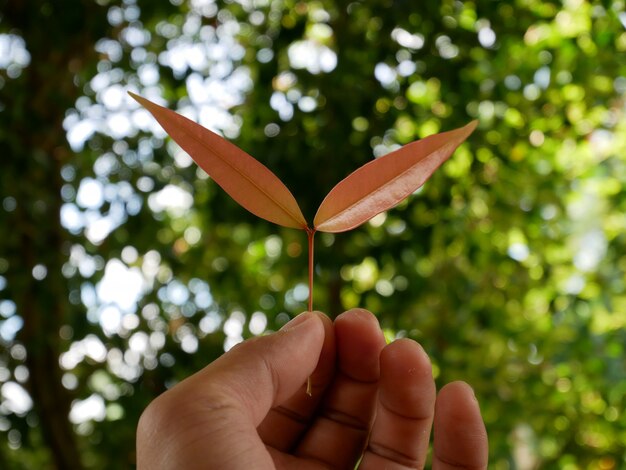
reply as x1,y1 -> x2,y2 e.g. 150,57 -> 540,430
1,0 -> 626,468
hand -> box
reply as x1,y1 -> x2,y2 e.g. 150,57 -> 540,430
136,309 -> 488,469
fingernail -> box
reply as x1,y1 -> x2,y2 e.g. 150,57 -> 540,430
280,313 -> 312,332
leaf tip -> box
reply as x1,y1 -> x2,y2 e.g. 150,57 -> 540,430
466,119 -> 479,133
127,90 -> 140,101
127,91 -> 150,109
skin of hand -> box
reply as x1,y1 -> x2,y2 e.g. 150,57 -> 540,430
136,309 -> 488,469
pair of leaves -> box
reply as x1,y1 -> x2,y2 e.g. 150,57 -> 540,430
129,92 -> 477,235
129,92 -> 476,312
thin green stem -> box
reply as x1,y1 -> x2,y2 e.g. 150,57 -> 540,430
307,228 -> 316,312
305,228 -> 316,397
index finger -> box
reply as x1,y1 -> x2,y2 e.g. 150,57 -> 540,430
294,308 -> 387,469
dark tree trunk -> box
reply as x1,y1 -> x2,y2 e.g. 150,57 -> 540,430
2,1 -> 108,468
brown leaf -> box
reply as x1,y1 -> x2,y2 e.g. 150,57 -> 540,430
314,121 -> 478,233
129,92 -> 308,229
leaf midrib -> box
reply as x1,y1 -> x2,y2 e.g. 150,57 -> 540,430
176,115 -> 306,229
316,140 -> 456,229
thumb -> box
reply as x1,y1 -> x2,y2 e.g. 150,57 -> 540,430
136,312 -> 329,470
197,311 -> 329,425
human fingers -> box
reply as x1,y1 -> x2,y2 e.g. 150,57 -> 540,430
258,311 -> 336,451
136,311 -> 327,469
432,381 -> 488,470
294,308 -> 386,469
359,339 -> 436,470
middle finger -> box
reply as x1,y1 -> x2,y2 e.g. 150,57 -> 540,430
295,308 -> 386,469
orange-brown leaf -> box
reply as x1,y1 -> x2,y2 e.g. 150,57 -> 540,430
129,92 -> 307,230
313,121 -> 478,233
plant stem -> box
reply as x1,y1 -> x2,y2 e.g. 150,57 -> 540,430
305,228 -> 316,397
307,228 -> 316,311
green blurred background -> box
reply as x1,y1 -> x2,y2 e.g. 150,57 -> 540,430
1,0 -> 626,468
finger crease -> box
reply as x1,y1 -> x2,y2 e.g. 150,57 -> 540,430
337,370 -> 379,386
272,405 -> 310,426
259,351 -> 283,400
321,407 -> 370,433
436,454 -> 485,470
196,396 -> 240,416
379,396 -> 433,423
367,441 -> 421,468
